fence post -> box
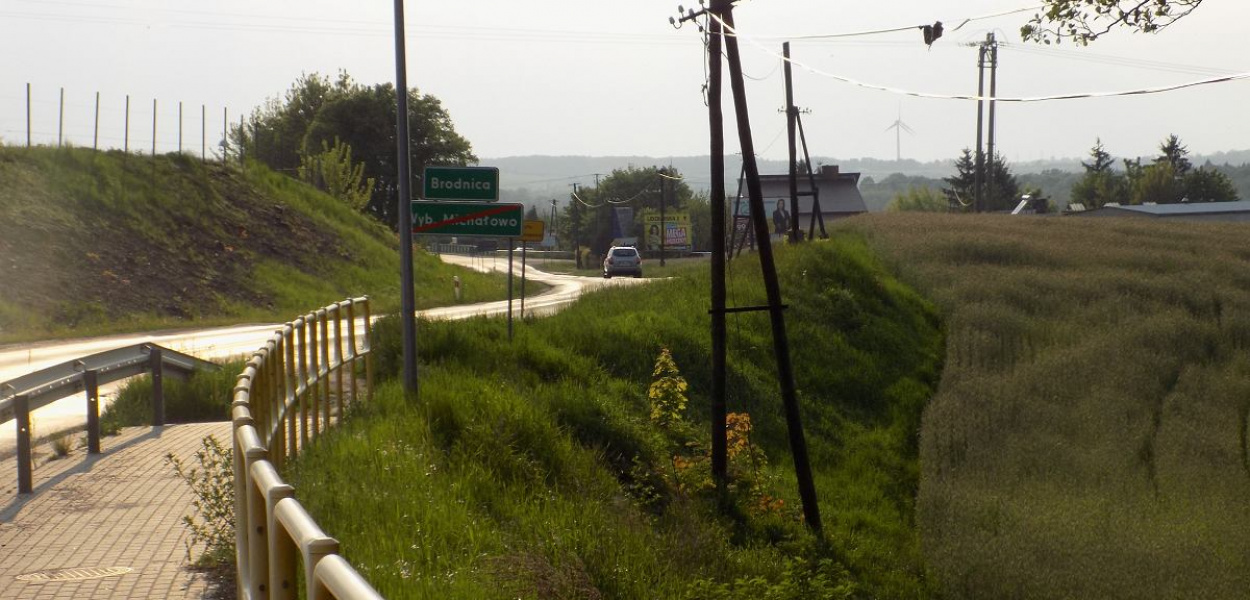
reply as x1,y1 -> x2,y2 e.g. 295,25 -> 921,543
150,346 -> 166,426
86,369 -> 101,454
93,91 -> 100,151
15,395 -> 32,494
58,87 -> 64,148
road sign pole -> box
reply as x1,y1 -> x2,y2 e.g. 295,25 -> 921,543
507,241 -> 514,341
393,0 -> 419,396
521,241 -> 527,318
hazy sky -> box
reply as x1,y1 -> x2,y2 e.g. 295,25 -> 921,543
3,0 -> 1247,166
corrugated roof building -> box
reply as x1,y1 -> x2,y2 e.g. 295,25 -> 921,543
1075,200 -> 1250,222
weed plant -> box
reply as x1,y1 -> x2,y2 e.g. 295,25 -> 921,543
846,213 -> 1250,599
292,235 -> 944,598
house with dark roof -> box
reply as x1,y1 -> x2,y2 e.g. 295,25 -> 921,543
736,165 -> 868,229
1074,200 -> 1250,222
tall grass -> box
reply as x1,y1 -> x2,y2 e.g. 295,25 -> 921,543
293,235 -> 945,598
845,213 -> 1250,599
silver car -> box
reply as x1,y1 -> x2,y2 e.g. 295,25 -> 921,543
603,246 -> 643,278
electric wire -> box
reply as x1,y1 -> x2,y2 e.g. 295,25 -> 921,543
709,12 -> 1250,103
722,5 -> 1039,41
998,41 -> 1242,77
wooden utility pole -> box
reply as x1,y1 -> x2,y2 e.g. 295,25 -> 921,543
784,42 -> 799,244
572,183 -> 582,269
706,5 -> 729,490
719,3 -> 823,534
124,95 -> 130,153
659,174 -> 667,267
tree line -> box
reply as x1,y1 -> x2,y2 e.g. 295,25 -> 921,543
883,134 -> 1241,213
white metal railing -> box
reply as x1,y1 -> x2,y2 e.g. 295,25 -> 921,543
230,297 -> 380,600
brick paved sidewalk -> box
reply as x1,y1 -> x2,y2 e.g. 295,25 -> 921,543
0,422 -> 231,599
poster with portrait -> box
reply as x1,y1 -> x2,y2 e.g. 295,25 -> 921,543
644,213 -> 693,253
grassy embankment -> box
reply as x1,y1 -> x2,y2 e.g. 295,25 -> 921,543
0,146 -> 519,344
290,236 -> 944,598
845,213 -> 1250,599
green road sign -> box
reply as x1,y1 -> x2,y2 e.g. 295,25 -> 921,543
422,166 -> 499,201
412,202 -> 524,237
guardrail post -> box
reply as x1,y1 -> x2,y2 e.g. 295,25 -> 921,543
309,313 -> 321,438
362,298 -> 374,402
85,369 -> 101,454
149,346 -> 166,426
333,303 -> 346,423
320,311 -> 331,428
15,395 -> 32,494
346,302 -> 359,407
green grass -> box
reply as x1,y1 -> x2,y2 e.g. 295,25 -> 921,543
102,359 -> 243,432
0,147 -> 521,343
844,213 -> 1250,599
292,236 -> 944,598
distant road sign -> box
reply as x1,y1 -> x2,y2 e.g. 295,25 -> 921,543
423,166 -> 499,201
520,220 -> 545,243
412,202 -> 523,237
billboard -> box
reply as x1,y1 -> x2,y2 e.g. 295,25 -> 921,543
644,213 -> 693,253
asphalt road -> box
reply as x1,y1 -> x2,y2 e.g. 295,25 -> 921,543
0,254 -> 643,453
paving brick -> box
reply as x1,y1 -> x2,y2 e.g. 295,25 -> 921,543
0,422 -> 231,599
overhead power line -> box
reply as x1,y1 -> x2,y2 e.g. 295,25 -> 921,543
721,5 -> 1039,41
710,13 -> 1250,103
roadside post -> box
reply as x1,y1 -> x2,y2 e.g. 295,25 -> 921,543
520,220 -> 545,320
507,241 -> 515,340
453,275 -> 462,302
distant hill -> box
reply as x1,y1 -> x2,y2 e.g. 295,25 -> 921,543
491,152 -> 1250,212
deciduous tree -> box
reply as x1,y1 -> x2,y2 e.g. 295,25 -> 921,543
1022,0 -> 1204,45
242,72 -> 476,229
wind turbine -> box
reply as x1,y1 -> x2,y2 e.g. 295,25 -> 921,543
884,106 -> 915,162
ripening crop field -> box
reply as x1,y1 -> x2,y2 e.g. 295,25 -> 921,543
845,212 -> 1250,599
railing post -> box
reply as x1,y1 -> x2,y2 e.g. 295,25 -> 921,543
333,303 -> 346,423
85,369 -> 101,454
150,346 -> 166,426
297,318 -> 309,451
320,310 -> 331,427
362,298 -> 374,402
15,395 -> 32,494
309,313 -> 321,438
285,325 -> 298,465
346,302 -> 359,407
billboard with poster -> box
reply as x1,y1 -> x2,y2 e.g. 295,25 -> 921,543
644,213 -> 693,253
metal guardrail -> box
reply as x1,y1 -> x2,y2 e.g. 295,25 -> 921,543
0,343 -> 219,493
230,297 -> 381,600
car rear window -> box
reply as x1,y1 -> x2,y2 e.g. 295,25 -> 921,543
612,248 -> 637,257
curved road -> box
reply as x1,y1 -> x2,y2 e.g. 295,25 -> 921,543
0,255 -> 643,452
